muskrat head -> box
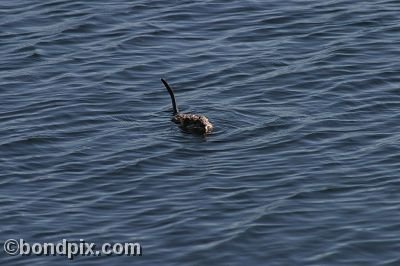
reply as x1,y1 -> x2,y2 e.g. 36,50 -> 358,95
197,116 -> 213,134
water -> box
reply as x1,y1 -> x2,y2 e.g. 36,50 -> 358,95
1,0 -> 400,265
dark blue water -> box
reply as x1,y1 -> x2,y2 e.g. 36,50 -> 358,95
1,0 -> 400,265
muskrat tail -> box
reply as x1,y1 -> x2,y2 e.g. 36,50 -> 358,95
161,78 -> 179,114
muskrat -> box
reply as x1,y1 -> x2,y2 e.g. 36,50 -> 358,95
161,78 -> 213,135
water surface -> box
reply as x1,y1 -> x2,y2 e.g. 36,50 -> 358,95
1,0 -> 400,265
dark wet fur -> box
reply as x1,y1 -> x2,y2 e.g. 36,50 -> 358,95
161,78 -> 213,134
